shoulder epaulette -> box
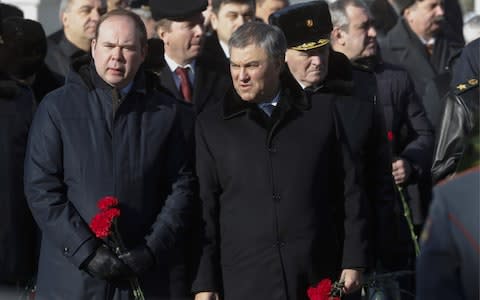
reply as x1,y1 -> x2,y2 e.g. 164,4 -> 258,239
455,78 -> 478,95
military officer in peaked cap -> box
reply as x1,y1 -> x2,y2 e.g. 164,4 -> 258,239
270,0 -> 399,290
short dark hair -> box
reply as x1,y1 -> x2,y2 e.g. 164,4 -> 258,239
211,0 -> 255,14
95,8 -> 147,47
229,21 -> 286,62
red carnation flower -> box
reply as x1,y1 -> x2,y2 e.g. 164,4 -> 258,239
97,196 -> 119,211
307,279 -> 340,300
387,130 -> 394,142
89,208 -> 120,238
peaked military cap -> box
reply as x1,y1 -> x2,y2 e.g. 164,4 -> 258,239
269,1 -> 333,51
149,0 -> 208,21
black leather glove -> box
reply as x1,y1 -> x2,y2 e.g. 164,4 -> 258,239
118,245 -> 155,275
84,245 -> 132,280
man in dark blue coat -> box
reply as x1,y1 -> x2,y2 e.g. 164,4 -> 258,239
24,9 -> 195,300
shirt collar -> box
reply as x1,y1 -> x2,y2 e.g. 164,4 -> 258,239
257,90 -> 281,109
219,40 -> 230,58
164,54 -> 196,74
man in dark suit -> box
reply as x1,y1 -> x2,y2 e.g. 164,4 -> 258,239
417,166 -> 479,300
148,0 -> 231,116
192,21 -> 368,300
378,0 -> 463,98
202,0 -> 255,68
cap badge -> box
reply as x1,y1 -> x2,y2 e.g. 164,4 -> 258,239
306,19 -> 314,27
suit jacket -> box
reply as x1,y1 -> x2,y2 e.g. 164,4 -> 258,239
147,51 -> 231,116
379,18 -> 463,97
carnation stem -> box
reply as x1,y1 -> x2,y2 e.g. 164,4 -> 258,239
112,221 -> 146,300
396,186 -> 420,256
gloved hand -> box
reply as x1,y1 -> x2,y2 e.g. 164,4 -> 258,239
119,245 -> 155,275
84,245 -> 132,280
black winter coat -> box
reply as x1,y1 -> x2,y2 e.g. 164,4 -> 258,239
374,61 -> 435,226
0,76 -> 37,283
379,18 -> 463,98
192,73 -> 368,300
24,60 -> 196,300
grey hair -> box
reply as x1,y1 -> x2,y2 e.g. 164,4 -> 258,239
228,21 -> 287,62
59,0 -> 106,21
463,14 -> 480,44
59,0 -> 72,19
329,0 -> 369,31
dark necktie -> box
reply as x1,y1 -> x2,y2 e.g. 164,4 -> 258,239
426,43 -> 434,56
175,67 -> 192,103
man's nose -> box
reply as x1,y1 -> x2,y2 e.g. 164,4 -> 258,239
193,23 -> 204,37
368,25 -> 377,38
90,8 -> 102,21
238,68 -> 249,81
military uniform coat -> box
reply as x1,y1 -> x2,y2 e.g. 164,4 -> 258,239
417,167 -> 479,300
192,74 -> 368,300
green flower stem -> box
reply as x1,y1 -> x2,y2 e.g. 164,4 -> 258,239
112,221 -> 146,300
396,186 -> 420,256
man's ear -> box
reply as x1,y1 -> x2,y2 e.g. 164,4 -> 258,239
91,39 -> 97,57
331,26 -> 346,46
61,12 -> 68,28
210,12 -> 219,31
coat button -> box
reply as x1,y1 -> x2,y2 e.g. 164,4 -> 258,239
268,145 -> 277,153
273,194 -> 281,202
63,247 -> 69,254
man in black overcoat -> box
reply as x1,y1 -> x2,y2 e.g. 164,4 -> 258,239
192,21 -> 368,300
272,1 -> 397,275
378,0 -> 463,98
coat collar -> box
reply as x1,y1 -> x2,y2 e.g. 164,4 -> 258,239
223,69 -> 310,119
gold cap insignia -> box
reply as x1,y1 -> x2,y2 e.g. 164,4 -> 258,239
291,38 -> 330,51
468,79 -> 478,86
306,19 -> 314,27
457,83 -> 468,91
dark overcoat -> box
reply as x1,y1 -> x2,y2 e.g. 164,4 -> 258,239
0,76 -> 37,283
24,59 -> 196,300
374,60 -> 435,226
44,30 -> 87,85
333,62 -> 397,269
192,73 -> 368,300
379,18 -> 463,97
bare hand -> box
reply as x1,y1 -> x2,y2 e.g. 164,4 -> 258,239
195,292 -> 219,300
392,159 -> 411,185
340,269 -> 363,294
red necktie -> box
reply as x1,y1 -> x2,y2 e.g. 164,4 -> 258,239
175,67 -> 192,103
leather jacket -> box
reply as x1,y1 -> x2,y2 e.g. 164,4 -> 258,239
432,78 -> 479,183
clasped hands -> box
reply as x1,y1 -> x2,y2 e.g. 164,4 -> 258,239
84,244 -> 155,280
